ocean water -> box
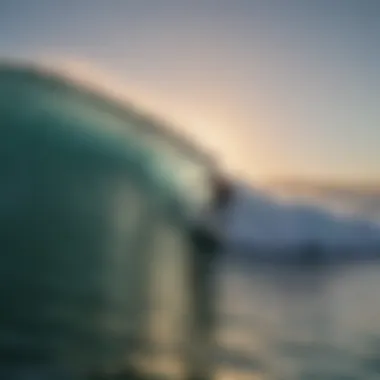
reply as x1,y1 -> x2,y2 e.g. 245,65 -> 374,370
212,257 -> 380,380
2,66 -> 379,379
144,257 -> 380,380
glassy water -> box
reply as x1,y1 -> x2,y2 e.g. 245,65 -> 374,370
213,257 -> 380,380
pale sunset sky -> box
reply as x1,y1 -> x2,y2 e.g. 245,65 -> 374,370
1,0 -> 380,184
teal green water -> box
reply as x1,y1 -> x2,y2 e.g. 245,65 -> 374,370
0,64 -> 208,376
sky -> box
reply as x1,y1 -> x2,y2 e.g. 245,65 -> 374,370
1,0 -> 380,184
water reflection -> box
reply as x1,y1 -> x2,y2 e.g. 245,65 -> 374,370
214,259 -> 380,379
124,257 -> 380,379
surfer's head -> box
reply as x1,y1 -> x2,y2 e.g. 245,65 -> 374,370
211,171 -> 233,211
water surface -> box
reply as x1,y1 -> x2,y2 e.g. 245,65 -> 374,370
213,257 -> 380,379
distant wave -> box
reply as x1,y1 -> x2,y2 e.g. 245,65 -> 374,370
224,182 -> 380,250
263,182 -> 380,225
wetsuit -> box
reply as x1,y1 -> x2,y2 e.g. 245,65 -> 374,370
187,175 -> 232,380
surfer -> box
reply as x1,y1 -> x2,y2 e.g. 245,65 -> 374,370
187,171 -> 234,380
